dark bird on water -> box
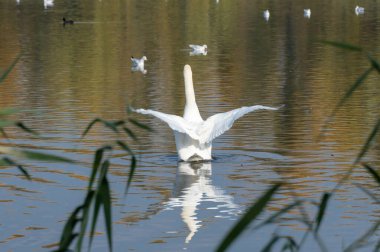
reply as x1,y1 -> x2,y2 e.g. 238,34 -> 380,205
62,17 -> 74,25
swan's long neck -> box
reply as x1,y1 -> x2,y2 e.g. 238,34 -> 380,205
183,65 -> 202,121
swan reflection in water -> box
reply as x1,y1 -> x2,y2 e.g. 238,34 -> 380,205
131,65 -> 147,74
164,161 -> 240,243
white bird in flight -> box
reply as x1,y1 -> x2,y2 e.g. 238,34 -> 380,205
133,65 -> 281,162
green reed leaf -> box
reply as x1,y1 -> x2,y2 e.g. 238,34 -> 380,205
2,157 -> 31,180
254,201 -> 302,229
0,53 -> 22,83
281,236 -> 299,252
314,193 -> 330,233
367,54 -> 380,73
216,183 -> 282,252
82,118 -> 102,138
89,146 -> 112,189
344,221 -> 380,252
101,177 -> 113,252
262,235 -> 280,252
57,205 -> 82,251
354,118 -> 380,164
0,120 -> 15,128
123,127 -> 138,141
331,67 -> 373,118
125,156 -> 137,195
15,122 -> 39,136
116,140 -> 133,155
363,163 -> 380,185
128,118 -> 153,132
76,190 -> 95,252
0,146 -> 73,163
0,108 -> 20,116
321,40 -> 363,51
89,187 -> 103,251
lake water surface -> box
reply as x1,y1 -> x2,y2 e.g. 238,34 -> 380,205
0,0 -> 379,251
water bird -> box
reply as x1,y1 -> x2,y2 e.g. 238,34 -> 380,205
131,56 -> 147,68
44,0 -> 53,9
263,10 -> 270,21
189,44 -> 207,56
62,17 -> 74,25
304,9 -> 311,18
133,65 -> 282,162
355,5 -> 365,15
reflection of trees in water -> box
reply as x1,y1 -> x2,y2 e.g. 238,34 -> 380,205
165,161 -> 240,243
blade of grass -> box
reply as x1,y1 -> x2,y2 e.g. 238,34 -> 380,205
128,118 -> 153,131
354,183 -> 380,203
0,146 -> 73,163
367,54 -> 380,73
344,221 -> 380,252
82,118 -> 102,138
331,67 -> 373,119
0,120 -> 15,128
125,156 -> 137,195
363,163 -> 380,185
0,53 -> 22,83
57,205 -> 82,250
320,40 -> 363,51
76,190 -> 95,252
101,177 -> 113,252
314,193 -> 330,233
216,183 -> 282,252
123,127 -> 138,141
262,235 -> 280,252
0,108 -> 20,116
354,118 -> 380,164
254,201 -> 302,229
2,157 -> 31,180
15,122 -> 39,136
116,140 -> 134,155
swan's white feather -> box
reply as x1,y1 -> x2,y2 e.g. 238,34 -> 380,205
133,108 -> 200,140
196,105 -> 280,145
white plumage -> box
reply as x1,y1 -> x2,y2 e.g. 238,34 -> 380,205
134,65 -> 281,162
131,56 -> 147,68
189,44 -> 207,56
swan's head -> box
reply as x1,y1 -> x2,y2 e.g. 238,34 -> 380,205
184,64 -> 192,73
142,56 -> 148,61
203,45 -> 208,50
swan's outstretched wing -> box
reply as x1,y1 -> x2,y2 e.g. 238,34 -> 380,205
133,108 -> 199,139
196,105 -> 282,144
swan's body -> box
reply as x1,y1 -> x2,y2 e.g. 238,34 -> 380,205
131,56 -> 147,68
189,44 -> 207,56
304,9 -> 311,18
134,65 -> 281,162
355,6 -> 364,15
263,10 -> 270,21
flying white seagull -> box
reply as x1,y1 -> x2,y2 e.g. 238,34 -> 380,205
133,65 -> 281,162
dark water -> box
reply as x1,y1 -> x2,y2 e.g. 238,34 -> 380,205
0,0 -> 379,251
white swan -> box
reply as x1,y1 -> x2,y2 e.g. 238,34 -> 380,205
189,44 -> 207,56
131,56 -> 147,68
133,65 -> 281,162
304,9 -> 311,18
263,10 -> 270,21
355,5 -> 365,15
